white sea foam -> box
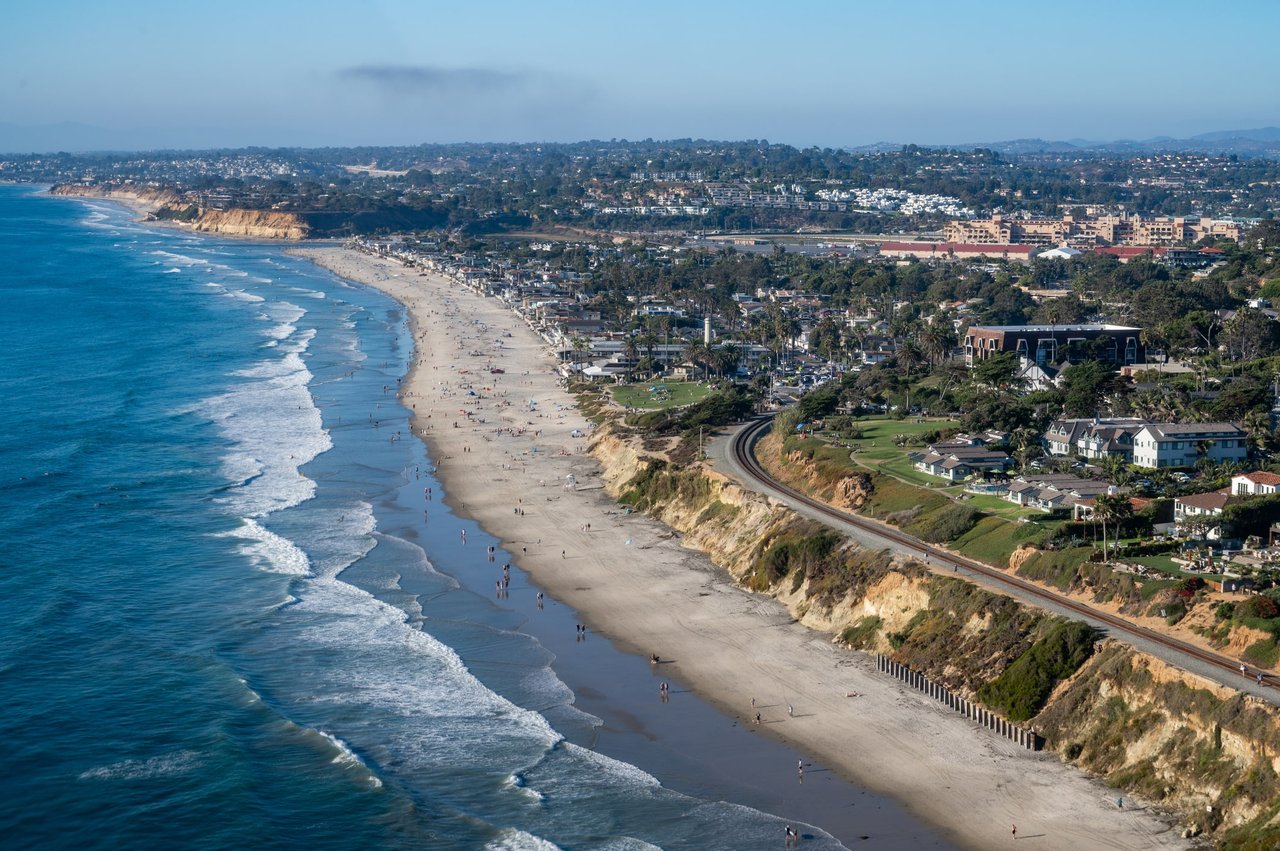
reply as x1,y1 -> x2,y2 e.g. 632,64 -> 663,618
483,829 -> 561,851
318,731 -> 383,789
285,579 -> 563,760
265,300 -> 306,325
224,289 -> 266,304
206,346 -> 331,518
262,322 -> 294,340
162,267 -> 182,274
79,750 -> 202,781
501,772 -> 546,803
217,518 -> 312,576
150,249 -> 209,267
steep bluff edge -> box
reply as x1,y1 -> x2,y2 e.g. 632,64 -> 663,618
591,423 -> 1280,846
50,185 -> 309,240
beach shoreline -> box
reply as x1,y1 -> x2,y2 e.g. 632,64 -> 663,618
289,244 -> 1188,850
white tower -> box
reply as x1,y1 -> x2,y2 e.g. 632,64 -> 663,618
703,316 -> 712,345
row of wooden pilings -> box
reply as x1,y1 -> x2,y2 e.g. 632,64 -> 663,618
876,655 -> 1043,751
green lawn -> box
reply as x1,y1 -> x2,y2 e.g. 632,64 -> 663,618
1127,555 -> 1218,582
844,417 -> 958,442
1129,555 -> 1186,575
952,515 -> 1058,566
610,380 -> 713,410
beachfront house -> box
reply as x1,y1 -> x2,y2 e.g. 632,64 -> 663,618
1131,423 -> 1248,469
910,442 -> 1013,482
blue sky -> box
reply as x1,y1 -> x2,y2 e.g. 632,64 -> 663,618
2,0 -> 1278,151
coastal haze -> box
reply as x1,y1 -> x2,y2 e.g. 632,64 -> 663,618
1,1 -> 1278,151
8,2 -> 1280,850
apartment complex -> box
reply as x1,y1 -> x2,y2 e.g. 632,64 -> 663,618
1131,423 -> 1248,469
964,324 -> 1143,366
943,212 -> 1242,247
1045,418 -> 1148,461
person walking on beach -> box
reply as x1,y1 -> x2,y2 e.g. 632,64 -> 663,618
1011,824 -> 1016,838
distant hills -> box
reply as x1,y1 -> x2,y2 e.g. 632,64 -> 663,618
853,127 -> 1280,157
4,121 -> 1280,159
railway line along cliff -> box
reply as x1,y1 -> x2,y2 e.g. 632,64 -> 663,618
588,412 -> 1280,847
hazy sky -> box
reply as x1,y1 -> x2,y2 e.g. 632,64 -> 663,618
3,0 -> 1279,151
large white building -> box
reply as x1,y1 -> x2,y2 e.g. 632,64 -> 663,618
1131,423 -> 1247,469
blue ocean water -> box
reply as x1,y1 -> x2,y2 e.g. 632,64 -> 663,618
0,186 -> 951,850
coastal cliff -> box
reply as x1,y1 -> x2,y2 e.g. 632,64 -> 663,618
589,419 -> 1280,847
50,184 -> 309,240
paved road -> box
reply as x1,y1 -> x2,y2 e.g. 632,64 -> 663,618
708,417 -> 1278,705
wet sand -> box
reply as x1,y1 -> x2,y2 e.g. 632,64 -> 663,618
290,244 -> 1188,850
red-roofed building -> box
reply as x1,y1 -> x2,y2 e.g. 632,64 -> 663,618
1093,246 -> 1167,263
1232,472 -> 1280,497
878,242 -> 1035,263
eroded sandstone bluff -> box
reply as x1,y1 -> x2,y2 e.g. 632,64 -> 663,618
50,185 -> 308,239
591,423 -> 1280,847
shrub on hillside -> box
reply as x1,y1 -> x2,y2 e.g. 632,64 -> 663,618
1238,595 -> 1280,621
906,504 -> 983,543
976,620 -> 1099,722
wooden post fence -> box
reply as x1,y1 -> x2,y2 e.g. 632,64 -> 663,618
876,654 -> 1042,751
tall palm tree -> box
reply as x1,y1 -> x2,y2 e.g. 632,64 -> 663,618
919,321 -> 956,366
1243,409 -> 1274,455
717,342 -> 742,380
622,336 -> 640,383
1094,491 -> 1134,563
1011,427 -> 1044,468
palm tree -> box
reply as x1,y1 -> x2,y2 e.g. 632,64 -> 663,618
1243,409 -> 1274,455
622,336 -> 640,384
919,321 -> 956,366
638,331 -> 658,376
1011,427 -> 1044,469
1100,453 -> 1133,487
1094,491 -> 1134,563
717,342 -> 742,380
682,339 -> 708,377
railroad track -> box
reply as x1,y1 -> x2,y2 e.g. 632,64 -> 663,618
730,415 -> 1273,696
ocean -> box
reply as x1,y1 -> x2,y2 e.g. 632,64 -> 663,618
0,185 -> 953,850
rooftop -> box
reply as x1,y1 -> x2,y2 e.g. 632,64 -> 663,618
969,324 -> 1141,333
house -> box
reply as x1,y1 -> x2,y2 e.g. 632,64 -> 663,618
1231,471 -> 1280,496
1005,473 -> 1115,512
1045,418 -> 1147,459
1073,495 -> 1153,523
1174,490 -> 1237,537
910,443 -> 1013,482
1131,423 -> 1248,469
1076,422 -> 1146,461
965,324 -> 1144,367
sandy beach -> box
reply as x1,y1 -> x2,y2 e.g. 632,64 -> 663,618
291,245 -> 1188,850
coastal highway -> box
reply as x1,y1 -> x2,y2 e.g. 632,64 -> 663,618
713,415 -> 1279,706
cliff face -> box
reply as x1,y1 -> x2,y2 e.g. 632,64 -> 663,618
186,208 -> 308,240
51,183 -> 182,210
49,185 -> 308,240
590,422 -> 1280,845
